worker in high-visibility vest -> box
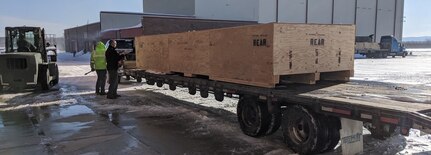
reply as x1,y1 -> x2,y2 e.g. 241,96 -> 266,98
90,41 -> 107,95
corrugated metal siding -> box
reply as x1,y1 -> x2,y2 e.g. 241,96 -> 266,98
258,0 -> 276,23
394,0 -> 404,41
376,0 -> 396,42
143,0 -> 195,15
278,0 -> 307,23
195,0 -> 259,21
100,12 -> 143,32
333,0 -> 356,24
355,0 -> 377,37
307,0 -> 333,24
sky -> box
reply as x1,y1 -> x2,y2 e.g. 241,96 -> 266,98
0,0 -> 429,38
403,0 -> 431,37
0,0 -> 143,37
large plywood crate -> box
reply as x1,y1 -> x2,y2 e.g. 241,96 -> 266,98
135,23 -> 355,88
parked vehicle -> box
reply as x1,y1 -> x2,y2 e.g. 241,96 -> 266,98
0,26 -> 59,91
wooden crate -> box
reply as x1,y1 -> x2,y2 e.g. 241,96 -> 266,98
123,61 -> 136,69
210,23 -> 355,87
135,23 -> 355,87
135,34 -> 170,73
168,31 -> 210,76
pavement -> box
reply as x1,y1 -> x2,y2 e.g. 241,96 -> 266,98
0,51 -> 430,155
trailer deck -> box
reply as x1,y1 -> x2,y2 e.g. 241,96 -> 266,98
135,70 -> 431,134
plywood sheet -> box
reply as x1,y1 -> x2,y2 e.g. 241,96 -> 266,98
168,31 -> 210,75
209,24 -> 277,87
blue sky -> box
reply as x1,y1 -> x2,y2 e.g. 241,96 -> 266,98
0,0 -> 143,37
0,0 -> 429,38
403,0 -> 431,37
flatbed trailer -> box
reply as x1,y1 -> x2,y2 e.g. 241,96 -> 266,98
127,69 -> 431,154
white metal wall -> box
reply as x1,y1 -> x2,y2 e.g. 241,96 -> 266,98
333,0 -> 356,24
278,0 -> 307,23
307,0 -> 333,24
143,0 -> 195,15
100,12 -> 143,32
376,0 -> 396,42
195,0 -> 259,21
142,0 -> 404,41
355,0 -> 377,38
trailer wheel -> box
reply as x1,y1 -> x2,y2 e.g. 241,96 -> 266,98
214,89 -> 224,102
169,84 -> 176,91
200,88 -> 209,98
156,81 -> 163,87
136,77 -> 142,83
392,55 -> 396,58
368,124 -> 397,140
320,116 -> 341,152
282,105 -> 328,154
188,86 -> 196,95
265,108 -> 282,136
237,96 -> 271,137
39,66 -> 51,90
146,79 -> 155,85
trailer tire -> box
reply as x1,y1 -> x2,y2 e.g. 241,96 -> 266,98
237,96 -> 271,137
282,105 -> 328,154
265,109 -> 282,136
188,86 -> 196,95
169,84 -> 176,91
136,77 -> 142,83
368,124 -> 397,140
146,79 -> 155,85
214,89 -> 224,102
200,88 -> 209,98
156,81 -> 163,87
321,116 -> 341,152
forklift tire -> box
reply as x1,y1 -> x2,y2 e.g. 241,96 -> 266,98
39,67 -> 51,90
52,65 -> 59,85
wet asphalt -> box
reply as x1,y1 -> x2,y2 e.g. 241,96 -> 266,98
1,51 -> 430,155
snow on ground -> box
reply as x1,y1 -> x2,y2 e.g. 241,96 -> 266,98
55,50 -> 431,154
352,51 -> 431,86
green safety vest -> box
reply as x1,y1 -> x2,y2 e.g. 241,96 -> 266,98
91,42 -> 107,70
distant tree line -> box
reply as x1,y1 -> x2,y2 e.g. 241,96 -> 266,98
403,40 -> 431,48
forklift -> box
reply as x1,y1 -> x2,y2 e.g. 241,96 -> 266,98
0,26 -> 59,91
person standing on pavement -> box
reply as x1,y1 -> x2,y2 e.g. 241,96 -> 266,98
105,40 -> 123,99
90,41 -> 107,95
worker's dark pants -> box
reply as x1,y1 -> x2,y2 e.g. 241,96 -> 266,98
107,70 -> 119,97
95,70 -> 107,94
